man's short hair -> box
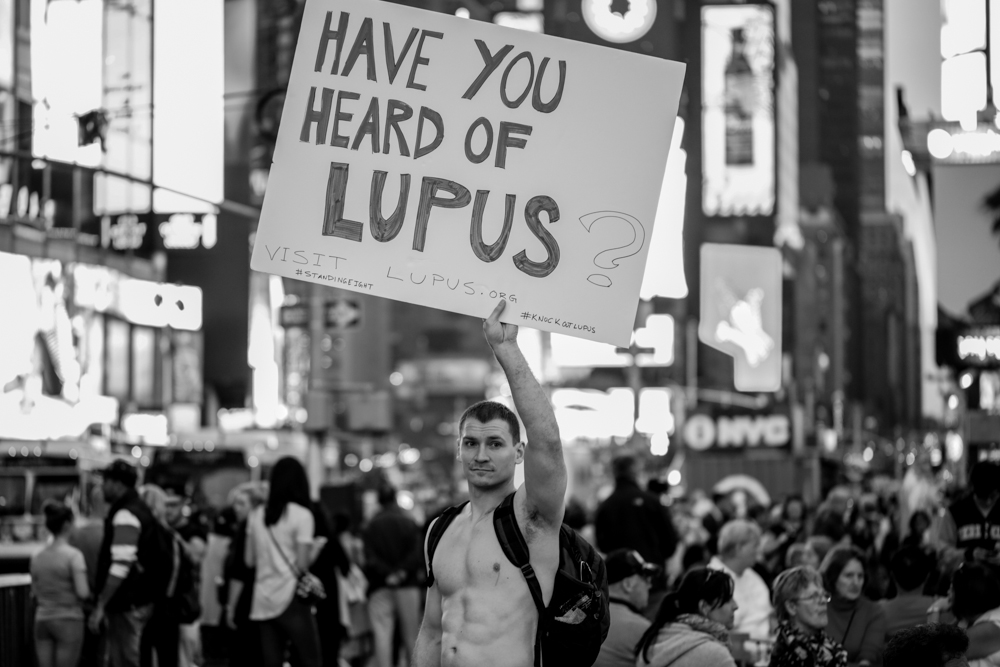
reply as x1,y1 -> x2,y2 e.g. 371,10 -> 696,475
99,459 -> 138,488
611,455 -> 637,481
971,462 -> 1000,498
717,519 -> 762,558
883,623 -> 968,667
458,401 -> 520,443
890,546 -> 933,592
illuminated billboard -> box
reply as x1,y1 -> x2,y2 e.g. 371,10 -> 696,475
701,4 -> 775,217
699,243 -> 782,392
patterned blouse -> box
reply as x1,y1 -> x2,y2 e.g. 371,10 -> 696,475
769,621 -> 848,667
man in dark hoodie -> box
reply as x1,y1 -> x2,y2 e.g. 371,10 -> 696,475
363,484 -> 423,667
596,454 -> 678,615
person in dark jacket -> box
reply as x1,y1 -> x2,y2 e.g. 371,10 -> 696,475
363,485 -> 424,667
310,499 -> 352,667
90,460 -> 159,667
596,455 -> 679,566
596,455 -> 678,615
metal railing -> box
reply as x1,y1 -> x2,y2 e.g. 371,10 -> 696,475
0,574 -> 34,667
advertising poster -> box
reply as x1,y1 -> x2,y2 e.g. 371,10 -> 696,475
699,243 -> 782,392
701,4 -> 775,217
250,0 -> 686,346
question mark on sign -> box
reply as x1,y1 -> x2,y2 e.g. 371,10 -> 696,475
580,211 -> 646,287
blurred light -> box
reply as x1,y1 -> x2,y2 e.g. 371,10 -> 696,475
248,456 -> 259,468
900,150 -> 916,177
942,51 -> 987,122
493,12 -> 543,33
344,453 -> 359,467
906,452 -> 916,466
927,129 -> 955,159
863,447 -> 873,462
131,446 -> 143,459
641,117 -> 688,299
69,449 -> 78,460
667,470 -> 682,486
961,372 -> 975,389
399,448 -> 421,465
389,372 -> 404,386
948,394 -> 960,410
636,389 -> 674,435
650,432 -> 670,456
946,432 -> 965,462
397,491 -> 415,511
960,114 -> 979,132
941,0 -> 986,58
455,7 -> 470,18
153,0 -> 224,212
359,458 -> 373,472
380,452 -> 397,467
140,455 -> 150,466
930,448 -> 943,467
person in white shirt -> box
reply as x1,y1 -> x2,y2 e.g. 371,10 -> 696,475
245,456 -> 323,667
708,519 -> 773,641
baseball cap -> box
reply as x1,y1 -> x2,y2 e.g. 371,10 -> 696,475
605,549 -> 660,585
97,459 -> 138,487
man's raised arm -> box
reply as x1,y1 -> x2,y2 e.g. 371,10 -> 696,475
484,300 -> 566,525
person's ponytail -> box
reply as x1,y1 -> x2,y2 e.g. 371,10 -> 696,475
633,567 -> 736,664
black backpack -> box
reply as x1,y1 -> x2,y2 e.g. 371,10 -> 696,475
426,492 -> 610,667
135,516 -> 176,602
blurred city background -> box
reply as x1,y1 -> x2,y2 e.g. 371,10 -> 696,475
0,0 -> 999,664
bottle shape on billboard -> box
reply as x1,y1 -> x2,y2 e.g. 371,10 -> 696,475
724,28 -> 754,166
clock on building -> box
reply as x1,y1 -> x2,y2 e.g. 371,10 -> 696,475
581,0 -> 657,44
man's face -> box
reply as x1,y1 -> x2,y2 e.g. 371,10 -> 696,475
626,573 -> 651,611
165,496 -> 183,526
102,478 -> 125,504
458,418 -> 523,489
975,489 -> 1000,508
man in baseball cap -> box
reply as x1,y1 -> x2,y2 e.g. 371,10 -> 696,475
90,458 -> 158,667
594,549 -> 660,667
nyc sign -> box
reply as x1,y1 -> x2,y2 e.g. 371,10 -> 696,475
684,412 -> 790,451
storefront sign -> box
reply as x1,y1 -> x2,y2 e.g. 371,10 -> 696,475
684,412 -> 790,451
250,0 -> 686,347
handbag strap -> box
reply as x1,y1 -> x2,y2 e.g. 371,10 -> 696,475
267,525 -> 302,578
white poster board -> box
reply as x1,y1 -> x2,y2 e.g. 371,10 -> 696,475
250,0 -> 685,346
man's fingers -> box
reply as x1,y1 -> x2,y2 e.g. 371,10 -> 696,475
487,298 -> 507,322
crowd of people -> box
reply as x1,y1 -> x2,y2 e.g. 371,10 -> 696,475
586,454 -> 1000,667
22,301 -> 997,667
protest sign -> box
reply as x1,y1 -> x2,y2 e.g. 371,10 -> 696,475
249,0 -> 685,346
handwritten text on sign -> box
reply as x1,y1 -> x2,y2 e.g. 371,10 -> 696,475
250,0 -> 685,346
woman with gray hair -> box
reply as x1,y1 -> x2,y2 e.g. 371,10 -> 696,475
769,566 -> 847,667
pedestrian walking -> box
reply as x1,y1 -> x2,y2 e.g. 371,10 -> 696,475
363,484 -> 423,667
32,500 -> 90,667
245,456 -> 324,667
223,482 -> 265,667
90,459 -> 162,667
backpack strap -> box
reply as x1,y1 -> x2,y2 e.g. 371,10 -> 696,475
425,501 -> 468,588
493,491 -> 545,667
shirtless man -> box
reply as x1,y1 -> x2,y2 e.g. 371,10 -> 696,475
414,299 -> 567,667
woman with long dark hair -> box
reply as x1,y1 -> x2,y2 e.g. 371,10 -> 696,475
31,500 -> 90,667
635,566 -> 739,667
245,457 -> 323,667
